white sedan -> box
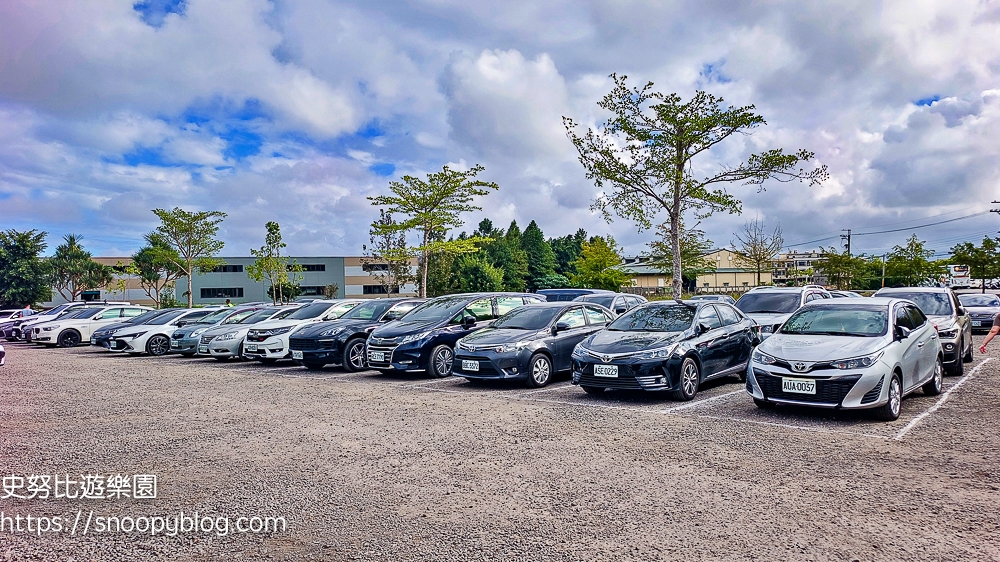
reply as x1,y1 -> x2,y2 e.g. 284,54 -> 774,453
747,297 -> 943,421
32,305 -> 151,347
0,343 -> 5,366
108,309 -> 217,356
243,300 -> 362,362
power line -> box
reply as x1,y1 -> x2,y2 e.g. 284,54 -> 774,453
852,211 -> 990,236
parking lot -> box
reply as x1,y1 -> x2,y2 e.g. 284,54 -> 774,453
2,338 -> 1000,561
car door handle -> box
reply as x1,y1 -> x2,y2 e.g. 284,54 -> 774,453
917,341 -> 926,347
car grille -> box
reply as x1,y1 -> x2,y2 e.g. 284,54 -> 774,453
577,373 -> 644,390
453,356 -> 500,376
289,338 -> 337,351
367,336 -> 401,346
172,332 -> 186,340
200,335 -> 216,345
246,331 -> 269,343
366,344 -> 397,367
754,371 -> 862,405
861,376 -> 884,404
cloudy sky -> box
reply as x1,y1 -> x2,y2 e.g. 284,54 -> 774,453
1,0 -> 999,259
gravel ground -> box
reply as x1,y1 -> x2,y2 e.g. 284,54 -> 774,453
1,338 -> 999,561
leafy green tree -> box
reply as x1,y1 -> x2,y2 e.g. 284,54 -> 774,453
48,234 -> 114,302
571,235 -> 634,291
452,254 -> 504,292
130,232 -> 185,308
731,218 -> 783,286
267,281 -> 303,302
473,219 -> 528,292
521,220 -> 557,291
152,207 -> 228,308
815,247 -> 869,290
0,229 -> 52,307
533,274 -> 572,290
886,235 -> 941,286
565,74 -> 827,299
368,164 -> 499,297
246,221 -> 298,304
550,229 -> 588,278
646,223 -> 715,290
950,237 -> 1000,293
323,283 -> 341,298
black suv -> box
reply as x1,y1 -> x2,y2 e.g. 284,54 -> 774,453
288,298 -> 425,371
365,292 -> 544,377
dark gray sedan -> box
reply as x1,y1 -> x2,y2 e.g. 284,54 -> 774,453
958,293 -> 1000,332
453,302 -> 614,387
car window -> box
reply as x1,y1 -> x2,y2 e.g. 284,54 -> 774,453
895,306 -> 914,330
496,297 -> 524,316
906,306 -> 927,328
735,292 -> 801,314
696,306 -> 723,330
584,306 -> 610,325
556,308 -> 586,329
97,308 -> 122,320
804,293 -> 819,303
121,307 -> 145,318
613,297 -> 628,311
717,305 -> 741,326
782,305 -> 888,337
384,302 -> 419,320
622,296 -> 638,307
877,291 -> 953,316
465,298 -> 495,322
959,294 -> 1000,307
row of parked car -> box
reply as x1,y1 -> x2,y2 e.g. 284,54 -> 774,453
2,284 -> 992,422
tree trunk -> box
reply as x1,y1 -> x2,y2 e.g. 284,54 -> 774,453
420,228 -> 430,298
186,264 -> 193,308
670,199 -> 682,300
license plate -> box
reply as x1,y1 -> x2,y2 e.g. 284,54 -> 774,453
782,377 -> 816,394
594,364 -> 618,378
171,341 -> 179,348
369,351 -> 385,362
461,360 -> 479,372
973,321 -> 982,327
90,337 -> 96,344
198,345 -> 209,353
246,344 -> 258,352
292,350 -> 303,360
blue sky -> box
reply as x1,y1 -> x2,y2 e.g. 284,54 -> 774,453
1,0 -> 999,259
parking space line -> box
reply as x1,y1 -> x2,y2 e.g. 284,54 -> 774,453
893,358 -> 992,441
661,390 -> 745,412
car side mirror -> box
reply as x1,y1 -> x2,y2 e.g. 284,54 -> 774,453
958,307 -> 967,316
176,320 -> 187,327
697,322 -> 712,335
553,321 -> 571,334
614,306 -> 627,314
895,325 -> 911,340
461,317 -> 476,329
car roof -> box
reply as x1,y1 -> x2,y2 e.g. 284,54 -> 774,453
876,286 -> 950,293
802,297 -> 895,306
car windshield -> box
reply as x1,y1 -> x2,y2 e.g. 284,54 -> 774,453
243,309 -> 284,323
780,305 -> 888,337
342,300 -> 394,320
578,295 -> 615,308
735,292 -> 801,314
45,304 -> 76,316
287,302 -> 334,320
63,308 -> 103,320
492,306 -> 562,330
959,294 -> 1000,307
607,305 -> 695,332
146,310 -> 187,325
403,297 -> 470,322
878,291 -> 953,316
221,309 -> 261,324
195,309 -> 233,324
129,310 -> 169,324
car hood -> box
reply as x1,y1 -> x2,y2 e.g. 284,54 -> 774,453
927,315 -> 957,327
249,319 -> 315,331
93,321 -> 133,334
462,328 -> 546,345
202,324 -> 253,337
115,324 -> 175,337
744,312 -> 792,325
965,305 -> 1000,313
760,334 -> 887,361
581,329 -> 685,354
293,319 -> 375,338
371,319 -> 443,338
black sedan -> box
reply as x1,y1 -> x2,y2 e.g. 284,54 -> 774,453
571,300 -> 757,400
288,298 -> 425,371
452,302 -> 615,387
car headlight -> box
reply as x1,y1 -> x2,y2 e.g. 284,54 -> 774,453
43,325 -> 59,331
318,327 -> 346,338
752,349 -> 778,365
190,328 -> 209,337
497,341 -> 531,353
832,350 -> 884,370
127,331 -> 147,340
106,328 -> 121,336
400,330 -> 432,344
214,331 -> 239,341
635,344 -> 678,360
936,325 -> 959,338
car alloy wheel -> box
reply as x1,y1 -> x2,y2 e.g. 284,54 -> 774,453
923,357 -> 943,396
670,357 -> 700,401
146,335 -> 170,356
875,373 -> 902,421
343,338 -> 366,372
526,354 -> 552,388
57,330 -> 81,348
430,345 -> 453,378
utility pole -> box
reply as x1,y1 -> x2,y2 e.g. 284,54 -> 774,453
841,229 -> 852,258
881,253 -> 886,288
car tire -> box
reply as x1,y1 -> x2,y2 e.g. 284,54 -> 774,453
303,361 -> 325,371
429,345 -> 453,378
582,386 -> 605,395
342,338 -> 367,372
57,330 -> 81,348
946,347 -> 964,376
963,338 -> 974,363
146,335 -> 171,356
753,398 -> 775,410
874,372 -> 902,421
923,357 -> 943,396
525,353 -> 553,388
670,357 -> 700,401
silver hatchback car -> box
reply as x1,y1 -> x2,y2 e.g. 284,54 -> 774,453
746,298 -> 943,421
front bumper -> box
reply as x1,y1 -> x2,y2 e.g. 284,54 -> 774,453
452,350 -> 528,380
90,335 -> 115,348
571,358 -> 676,391
243,335 -> 290,360
206,336 -> 242,358
365,340 -> 426,372
170,336 -> 199,354
746,361 -> 888,409
939,336 -> 960,365
288,337 -> 345,365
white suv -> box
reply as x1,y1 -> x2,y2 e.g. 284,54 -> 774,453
32,305 -> 151,347
735,285 -> 832,339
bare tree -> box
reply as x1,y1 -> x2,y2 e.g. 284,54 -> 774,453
731,218 -> 783,286
361,210 -> 415,295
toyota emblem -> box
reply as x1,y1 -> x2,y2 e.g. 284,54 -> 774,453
792,362 -> 808,372
601,355 -> 611,363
